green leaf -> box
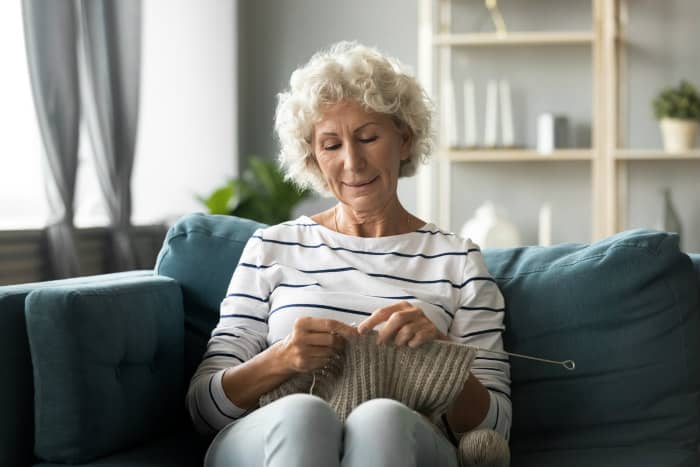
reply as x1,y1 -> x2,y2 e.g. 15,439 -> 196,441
202,185 -> 234,215
196,156 -> 313,224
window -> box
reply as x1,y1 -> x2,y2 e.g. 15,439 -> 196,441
0,0 -> 48,229
0,1 -> 110,229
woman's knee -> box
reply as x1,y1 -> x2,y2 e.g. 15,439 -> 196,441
346,398 -> 418,428
270,393 -> 340,431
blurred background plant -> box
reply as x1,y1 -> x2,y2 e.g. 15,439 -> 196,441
652,80 -> 700,120
197,156 -> 312,225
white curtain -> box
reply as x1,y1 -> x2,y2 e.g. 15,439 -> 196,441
22,0 -> 82,278
78,0 -> 142,271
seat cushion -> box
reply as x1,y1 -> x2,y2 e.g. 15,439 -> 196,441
512,446 -> 698,467
482,230 -> 700,464
32,427 -> 207,467
154,213 -> 266,382
25,275 -> 185,464
0,270 -> 153,467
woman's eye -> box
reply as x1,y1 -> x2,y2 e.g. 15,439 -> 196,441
323,144 -> 341,151
359,136 -> 378,143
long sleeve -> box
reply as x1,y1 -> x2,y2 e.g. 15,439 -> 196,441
186,230 -> 271,435
448,240 -> 511,440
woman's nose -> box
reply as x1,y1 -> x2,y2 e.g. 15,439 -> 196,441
342,141 -> 366,171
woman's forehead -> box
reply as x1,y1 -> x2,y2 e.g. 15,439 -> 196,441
315,101 -> 388,132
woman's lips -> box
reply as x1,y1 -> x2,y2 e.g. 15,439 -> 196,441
344,176 -> 378,187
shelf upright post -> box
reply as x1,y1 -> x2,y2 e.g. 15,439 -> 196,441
616,0 -> 629,232
603,0 -> 621,237
437,0 -> 453,231
593,0 -> 619,239
417,0 -> 435,224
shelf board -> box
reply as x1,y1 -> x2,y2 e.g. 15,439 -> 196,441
433,31 -> 595,47
443,148 -> 593,162
615,149 -> 700,160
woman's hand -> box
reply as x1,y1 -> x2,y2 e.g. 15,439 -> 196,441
278,317 -> 358,374
357,301 -> 447,348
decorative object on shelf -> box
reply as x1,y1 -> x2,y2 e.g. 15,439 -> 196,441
536,113 -> 568,155
538,203 -> 552,246
652,80 -> 700,153
499,80 -> 514,147
463,79 -> 477,148
459,202 -> 521,248
442,78 -> 459,147
196,156 -> 311,225
662,188 -> 682,245
485,0 -> 507,35
484,80 -> 499,148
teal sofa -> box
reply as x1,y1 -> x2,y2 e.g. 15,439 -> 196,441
2,213 -> 699,467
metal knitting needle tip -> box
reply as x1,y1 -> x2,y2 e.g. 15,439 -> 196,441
562,360 -> 576,371
476,347 -> 576,371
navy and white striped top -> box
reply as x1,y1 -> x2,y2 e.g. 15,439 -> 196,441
186,216 -> 511,439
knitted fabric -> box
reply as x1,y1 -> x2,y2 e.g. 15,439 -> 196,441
259,332 -> 477,421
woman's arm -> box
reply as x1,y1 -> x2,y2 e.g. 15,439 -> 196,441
447,241 -> 511,438
221,317 -> 357,410
445,371 -> 491,432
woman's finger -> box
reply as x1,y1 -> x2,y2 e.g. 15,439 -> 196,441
303,332 -> 346,351
376,309 -> 417,344
394,322 -> 421,347
406,328 -> 437,348
357,301 -> 410,334
297,316 -> 359,341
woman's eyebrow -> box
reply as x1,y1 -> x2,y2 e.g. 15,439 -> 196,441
353,122 -> 379,133
319,122 -> 379,137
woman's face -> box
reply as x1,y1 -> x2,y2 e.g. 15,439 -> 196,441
312,100 -> 412,213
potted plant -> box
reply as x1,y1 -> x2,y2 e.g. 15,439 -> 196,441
197,156 -> 312,225
652,80 -> 700,152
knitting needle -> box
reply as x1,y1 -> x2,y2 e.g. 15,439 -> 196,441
349,322 -> 575,370
473,347 -> 576,371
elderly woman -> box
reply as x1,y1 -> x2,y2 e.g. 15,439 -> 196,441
187,41 -> 511,467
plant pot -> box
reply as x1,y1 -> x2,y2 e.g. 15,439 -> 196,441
659,118 -> 699,152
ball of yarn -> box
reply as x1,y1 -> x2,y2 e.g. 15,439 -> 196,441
458,429 -> 510,467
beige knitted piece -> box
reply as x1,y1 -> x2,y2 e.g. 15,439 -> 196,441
259,332 -> 477,421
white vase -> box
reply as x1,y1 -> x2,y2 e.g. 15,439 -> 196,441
660,118 -> 699,152
459,202 -> 521,248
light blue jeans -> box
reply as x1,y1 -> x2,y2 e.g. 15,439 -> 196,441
205,394 -> 459,467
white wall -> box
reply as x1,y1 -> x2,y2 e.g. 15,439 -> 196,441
239,0 -> 419,217
131,0 -> 238,226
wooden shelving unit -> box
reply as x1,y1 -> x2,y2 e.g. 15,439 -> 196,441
615,149 -> 700,160
433,31 -> 595,46
417,0 -> 697,241
444,149 -> 594,162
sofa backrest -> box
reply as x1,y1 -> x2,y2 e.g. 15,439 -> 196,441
154,214 -> 700,461
482,231 -> 700,459
154,213 -> 265,383
0,270 -> 153,467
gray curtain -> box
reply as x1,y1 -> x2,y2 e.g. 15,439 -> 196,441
22,0 -> 82,279
77,0 -> 142,271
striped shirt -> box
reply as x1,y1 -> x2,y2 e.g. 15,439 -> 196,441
186,216 -> 512,439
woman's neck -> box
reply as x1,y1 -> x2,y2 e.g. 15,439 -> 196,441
333,201 -> 419,238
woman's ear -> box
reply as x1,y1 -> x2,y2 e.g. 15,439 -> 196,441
399,125 -> 414,161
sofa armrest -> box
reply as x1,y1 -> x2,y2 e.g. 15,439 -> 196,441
0,270 -> 153,467
24,275 -> 184,464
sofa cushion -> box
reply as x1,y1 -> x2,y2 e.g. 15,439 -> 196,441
32,427 -> 207,467
0,270 -> 153,467
482,230 -> 700,463
154,213 -> 266,382
512,445 -> 697,467
25,276 -> 185,464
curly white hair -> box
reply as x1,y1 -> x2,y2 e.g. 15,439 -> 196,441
274,41 -> 435,194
